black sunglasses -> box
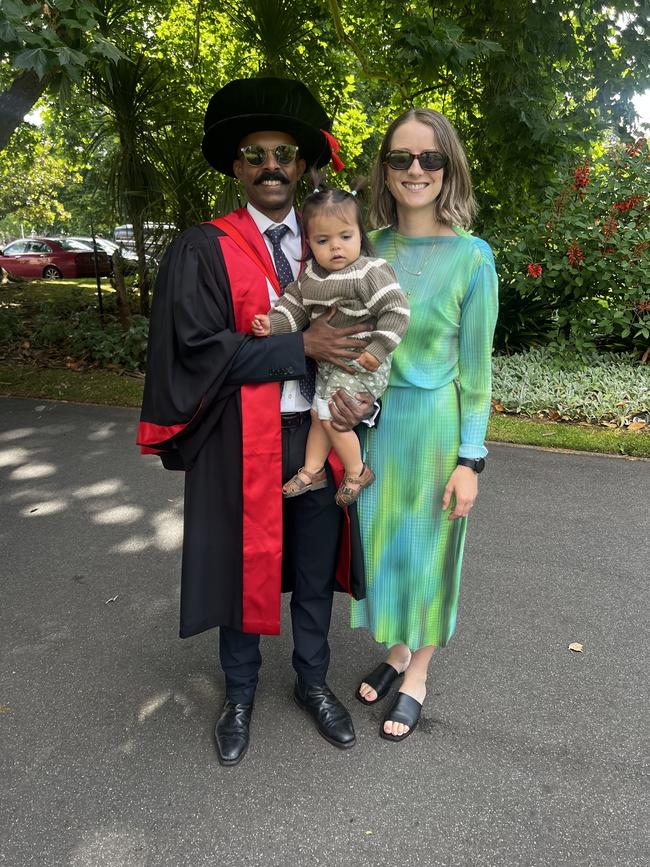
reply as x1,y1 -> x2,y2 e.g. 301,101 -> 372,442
385,149 -> 448,172
239,144 -> 300,166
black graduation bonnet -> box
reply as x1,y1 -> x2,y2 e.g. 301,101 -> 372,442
201,77 -> 343,176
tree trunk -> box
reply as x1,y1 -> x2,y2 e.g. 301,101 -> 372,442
110,250 -> 132,331
131,213 -> 151,317
0,70 -> 51,152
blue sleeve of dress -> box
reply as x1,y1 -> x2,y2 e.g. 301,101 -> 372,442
457,240 -> 499,459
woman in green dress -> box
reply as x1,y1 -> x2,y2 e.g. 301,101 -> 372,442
350,108 -> 498,741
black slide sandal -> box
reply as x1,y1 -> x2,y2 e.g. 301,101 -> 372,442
356,662 -> 403,705
380,692 -> 422,742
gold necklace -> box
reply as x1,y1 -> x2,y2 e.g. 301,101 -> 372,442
392,232 -> 439,295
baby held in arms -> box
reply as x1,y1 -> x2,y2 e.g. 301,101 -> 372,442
252,180 -> 409,507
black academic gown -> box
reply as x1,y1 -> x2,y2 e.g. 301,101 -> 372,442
138,221 -> 363,638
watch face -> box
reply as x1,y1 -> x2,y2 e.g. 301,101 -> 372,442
475,458 -> 486,473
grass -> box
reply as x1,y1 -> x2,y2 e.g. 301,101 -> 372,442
0,277 -> 111,308
488,413 -> 649,458
1,362 -> 648,458
0,363 -> 143,407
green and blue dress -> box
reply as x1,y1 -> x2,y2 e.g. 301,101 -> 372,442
350,227 -> 499,650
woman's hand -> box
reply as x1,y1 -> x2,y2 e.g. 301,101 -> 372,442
251,314 -> 270,337
442,465 -> 478,520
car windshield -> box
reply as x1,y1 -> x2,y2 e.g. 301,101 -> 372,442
58,239 -> 95,251
2,241 -> 28,255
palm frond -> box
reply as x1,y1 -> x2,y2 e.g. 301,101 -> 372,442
88,53 -> 168,220
221,0 -> 308,73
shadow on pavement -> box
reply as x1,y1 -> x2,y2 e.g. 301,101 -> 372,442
1,397 -> 649,867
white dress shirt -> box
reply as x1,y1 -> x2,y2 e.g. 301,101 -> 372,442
246,203 -> 311,413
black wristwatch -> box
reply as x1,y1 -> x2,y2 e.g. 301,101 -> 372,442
457,457 -> 485,474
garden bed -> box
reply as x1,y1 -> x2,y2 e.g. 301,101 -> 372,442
1,278 -> 649,457
492,348 -> 649,428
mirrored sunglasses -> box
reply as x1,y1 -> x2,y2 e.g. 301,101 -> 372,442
385,149 -> 449,171
240,144 -> 300,166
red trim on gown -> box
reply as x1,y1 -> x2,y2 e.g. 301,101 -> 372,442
210,210 -> 284,634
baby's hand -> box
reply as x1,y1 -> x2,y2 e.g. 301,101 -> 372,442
356,351 -> 380,372
251,314 -> 271,337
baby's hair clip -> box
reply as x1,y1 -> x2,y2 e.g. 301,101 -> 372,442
350,189 -> 358,197
313,187 -> 320,193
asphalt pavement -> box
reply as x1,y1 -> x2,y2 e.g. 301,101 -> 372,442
1,397 -> 649,867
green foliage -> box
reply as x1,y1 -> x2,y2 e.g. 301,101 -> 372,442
492,281 -> 557,354
0,305 -> 21,342
31,313 -> 70,347
68,312 -> 149,370
1,286 -> 149,371
87,50 -> 174,312
154,136 -> 218,230
461,2 -> 649,222
1,1 -> 125,84
393,16 -> 502,82
0,124 -> 75,234
3,0 -> 650,350
325,0 -> 650,225
38,97 -> 117,237
28,305 -> 149,370
224,0 -> 311,74
89,54 -> 167,218
492,348 -> 650,425
490,139 -> 649,356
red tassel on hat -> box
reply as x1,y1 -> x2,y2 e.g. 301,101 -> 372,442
320,129 -> 344,172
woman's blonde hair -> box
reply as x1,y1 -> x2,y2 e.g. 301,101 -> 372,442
369,108 -> 477,230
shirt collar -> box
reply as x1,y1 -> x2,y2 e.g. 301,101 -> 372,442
247,202 -> 300,238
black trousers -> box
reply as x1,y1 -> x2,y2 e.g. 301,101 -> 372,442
219,413 -> 343,703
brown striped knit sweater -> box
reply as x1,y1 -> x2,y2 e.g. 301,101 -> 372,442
267,256 -> 409,364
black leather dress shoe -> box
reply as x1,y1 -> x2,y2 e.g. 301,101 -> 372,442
214,698 -> 253,766
293,680 -> 356,749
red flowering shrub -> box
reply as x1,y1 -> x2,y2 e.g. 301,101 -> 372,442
602,216 -> 617,239
613,196 -> 642,213
626,137 -> 646,157
573,165 -> 590,190
566,243 -> 585,267
491,138 -> 649,356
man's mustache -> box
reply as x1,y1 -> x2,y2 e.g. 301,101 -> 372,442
254,171 -> 289,185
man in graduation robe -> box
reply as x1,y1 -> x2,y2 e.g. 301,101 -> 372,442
137,78 -> 371,766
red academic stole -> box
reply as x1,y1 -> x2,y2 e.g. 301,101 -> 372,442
211,210 -> 354,630
210,209 -> 284,634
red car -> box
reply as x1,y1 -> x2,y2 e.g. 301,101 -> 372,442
0,237 -> 111,279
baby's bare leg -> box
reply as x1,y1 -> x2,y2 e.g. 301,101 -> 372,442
321,419 -> 363,477
303,411 -> 331,473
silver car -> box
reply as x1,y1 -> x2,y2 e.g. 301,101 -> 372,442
68,236 -> 141,273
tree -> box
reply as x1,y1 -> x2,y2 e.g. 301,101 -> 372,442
324,0 -> 650,224
5,1 -> 648,261
89,53 -> 169,315
0,125 -> 73,233
0,0 -> 124,152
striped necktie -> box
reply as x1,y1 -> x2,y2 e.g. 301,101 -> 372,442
265,225 -> 293,289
